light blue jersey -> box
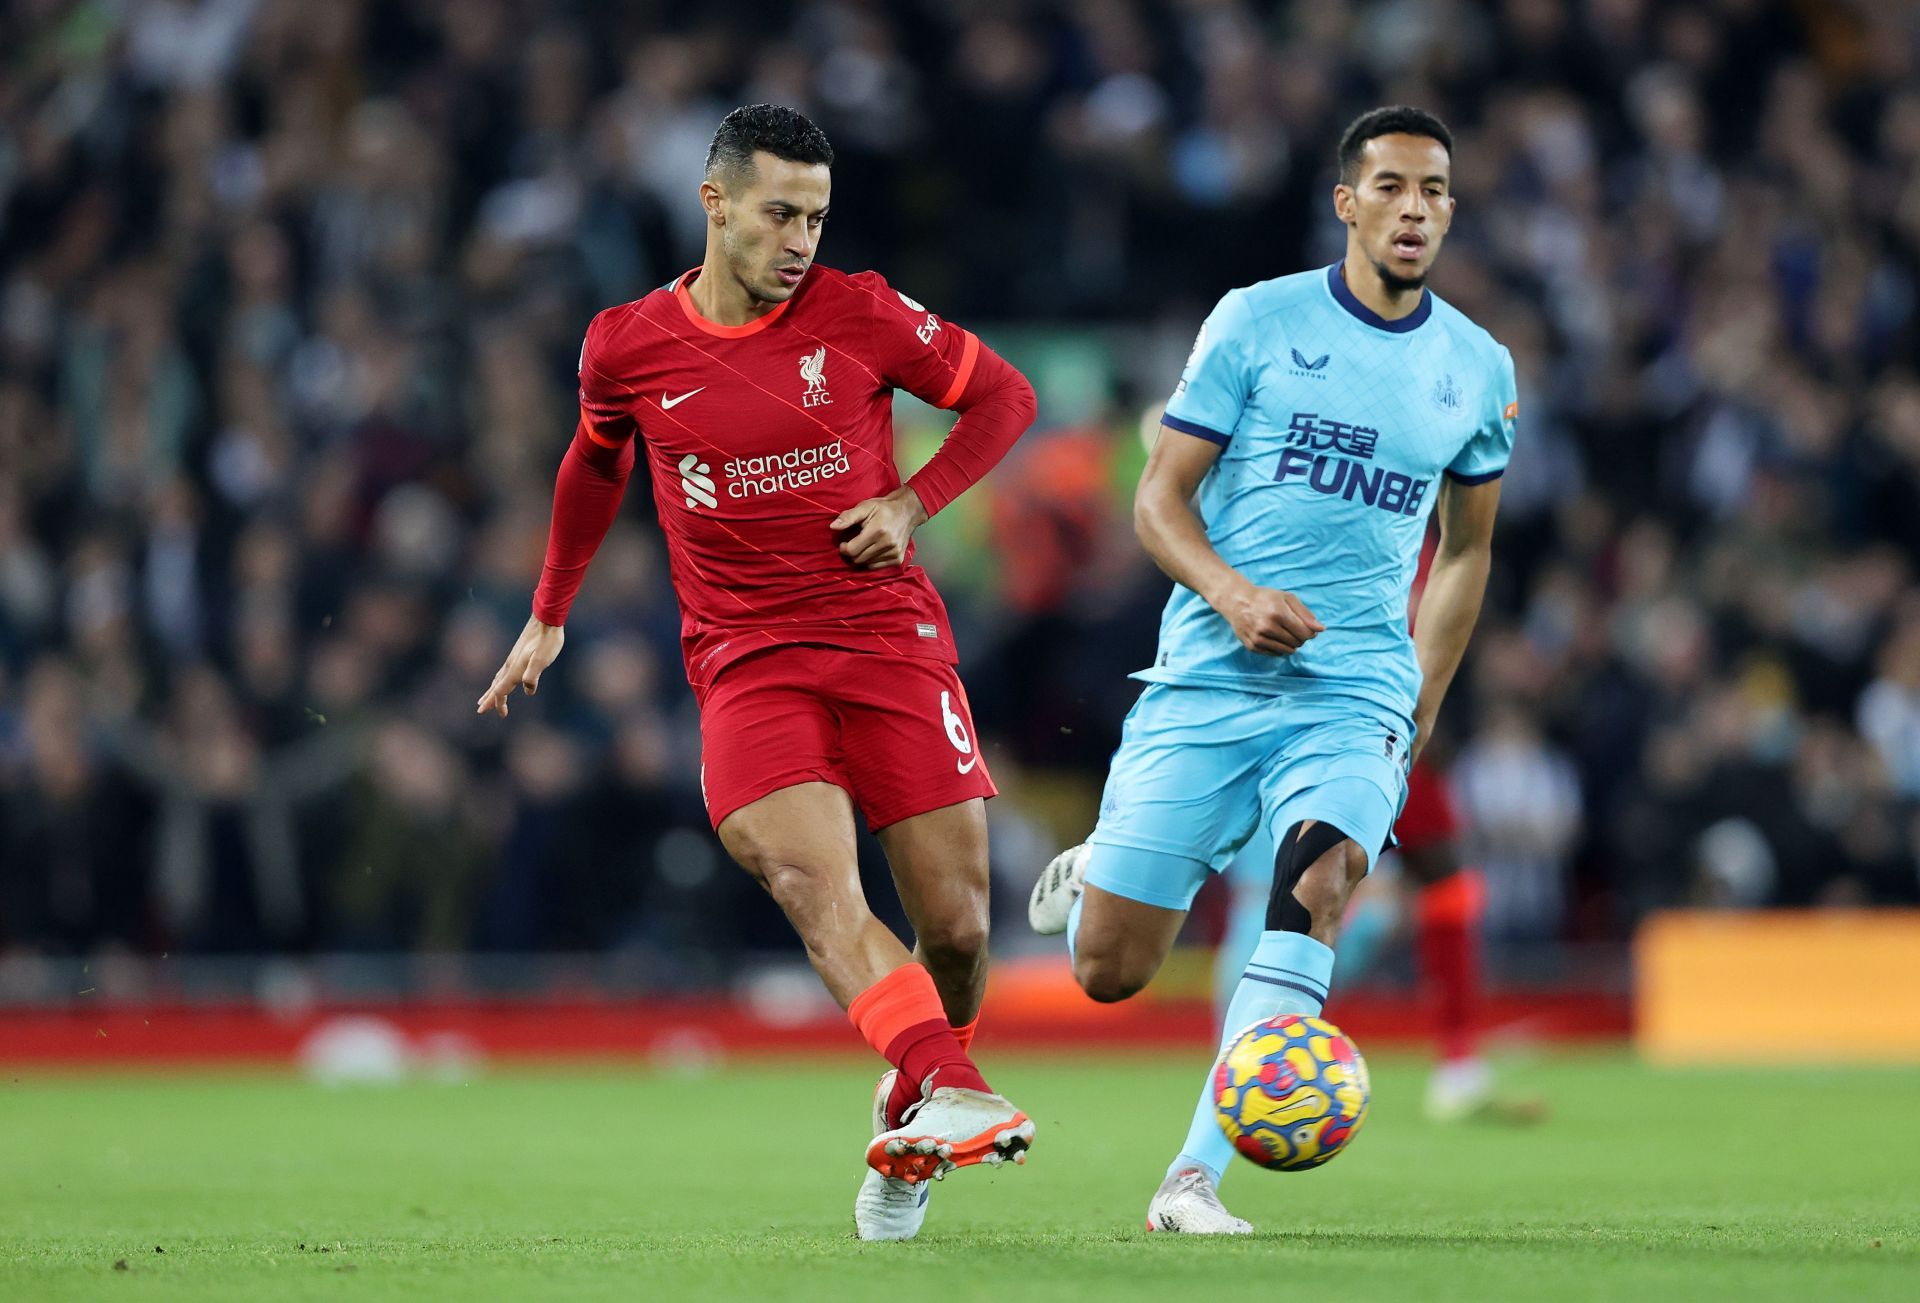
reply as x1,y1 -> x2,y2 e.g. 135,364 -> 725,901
1143,262 -> 1518,723
1078,260 -> 1518,1198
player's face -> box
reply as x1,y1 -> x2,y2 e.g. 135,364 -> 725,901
1335,134 -> 1455,292
718,152 -> 831,304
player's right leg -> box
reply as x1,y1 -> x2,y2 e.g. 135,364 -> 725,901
701,649 -> 1010,1195
1214,838 -> 1272,1016
1031,684 -> 1266,1001
1068,852 -> 1258,1234
717,782 -> 1024,1183
716,781 -> 919,1008
1060,846 -> 1261,1235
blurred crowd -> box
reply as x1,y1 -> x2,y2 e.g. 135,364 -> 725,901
2,0 -> 1918,970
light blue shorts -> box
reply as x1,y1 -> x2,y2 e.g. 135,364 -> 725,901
1085,684 -> 1411,911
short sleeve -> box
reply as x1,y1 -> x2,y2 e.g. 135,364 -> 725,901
1446,345 -> 1517,484
1162,290 -> 1255,445
578,308 -> 640,449
855,272 -> 982,410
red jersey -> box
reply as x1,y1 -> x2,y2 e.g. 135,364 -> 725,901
534,265 -> 1034,692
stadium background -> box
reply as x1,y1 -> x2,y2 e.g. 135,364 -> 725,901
2,0 -> 1918,1050
4,3 -> 1920,1298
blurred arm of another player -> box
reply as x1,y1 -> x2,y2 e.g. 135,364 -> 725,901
834,279 -> 1038,569
1134,427 -> 1324,655
1408,476 -> 1500,759
479,314 -> 637,717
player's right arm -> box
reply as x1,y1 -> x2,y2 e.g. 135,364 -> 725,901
1138,290 -> 1323,656
832,272 -> 1037,569
1135,428 -> 1323,655
478,311 -> 638,718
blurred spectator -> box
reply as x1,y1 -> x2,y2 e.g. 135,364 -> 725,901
331,719 -> 484,950
1453,701 -> 1584,938
3,0 -> 1919,971
1858,607 -> 1920,799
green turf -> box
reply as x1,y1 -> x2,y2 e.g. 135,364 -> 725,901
2,1051 -> 1916,1301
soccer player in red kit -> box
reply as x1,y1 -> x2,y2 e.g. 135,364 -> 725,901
477,106 -> 1039,1240
1334,756 -> 1545,1123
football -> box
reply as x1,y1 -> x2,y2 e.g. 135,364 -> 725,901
1213,1014 -> 1371,1171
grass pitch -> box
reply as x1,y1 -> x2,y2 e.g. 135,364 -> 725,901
2,1051 -> 1915,1301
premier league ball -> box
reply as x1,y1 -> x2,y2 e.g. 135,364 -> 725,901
1213,1014 -> 1370,1171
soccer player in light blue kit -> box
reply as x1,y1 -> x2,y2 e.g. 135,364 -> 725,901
1028,107 -> 1518,1232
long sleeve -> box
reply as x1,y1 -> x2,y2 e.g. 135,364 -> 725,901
847,270 -> 1038,518
530,421 -> 635,626
904,343 -> 1037,518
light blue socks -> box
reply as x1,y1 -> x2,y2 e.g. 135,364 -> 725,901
1172,929 -> 1336,1185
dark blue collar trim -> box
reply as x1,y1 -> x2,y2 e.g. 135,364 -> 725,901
1326,262 -> 1431,334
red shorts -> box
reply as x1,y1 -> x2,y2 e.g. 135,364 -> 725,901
696,644 -> 997,831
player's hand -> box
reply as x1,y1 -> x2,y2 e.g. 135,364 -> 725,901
477,615 -> 565,717
1222,581 -> 1324,655
831,487 -> 927,569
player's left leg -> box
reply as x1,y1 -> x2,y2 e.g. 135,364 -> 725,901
834,655 -> 1031,1218
1157,699 -> 1408,1231
879,798 -> 989,1024
848,797 -> 993,1239
1218,840 -> 1403,1022
874,798 -> 991,1126
1154,804 -> 1378,1231
839,656 -> 999,1119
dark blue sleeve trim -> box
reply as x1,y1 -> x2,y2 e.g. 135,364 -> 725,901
1161,412 -> 1231,445
1444,467 -> 1505,485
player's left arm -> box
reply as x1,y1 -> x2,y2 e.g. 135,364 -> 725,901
832,276 -> 1037,568
1411,346 -> 1518,759
1409,476 -> 1499,760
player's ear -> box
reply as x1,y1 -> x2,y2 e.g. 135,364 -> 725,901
1332,183 -> 1356,225
699,177 -> 727,225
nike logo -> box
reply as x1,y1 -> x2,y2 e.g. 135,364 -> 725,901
661,388 -> 705,410
957,756 -> 978,775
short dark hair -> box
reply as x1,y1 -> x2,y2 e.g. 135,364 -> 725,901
1337,106 -> 1453,186
704,104 -> 834,181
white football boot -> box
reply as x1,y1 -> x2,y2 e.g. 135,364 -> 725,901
1424,1056 -> 1495,1122
854,1070 -> 932,1241
1146,1166 -> 1254,1234
1028,842 -> 1090,935
1424,1057 -> 1548,1125
866,1077 -> 1035,1185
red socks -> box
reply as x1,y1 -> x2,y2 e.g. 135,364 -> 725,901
880,1013 -> 976,1126
848,965 -> 990,1125
1416,870 -> 1485,1064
